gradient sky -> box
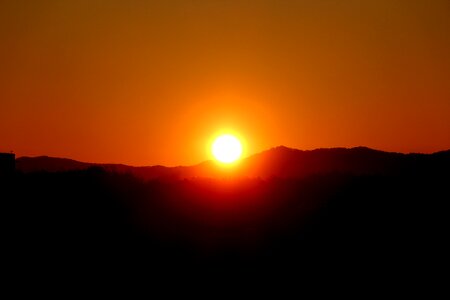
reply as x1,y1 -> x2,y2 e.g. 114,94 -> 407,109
1,0 -> 449,166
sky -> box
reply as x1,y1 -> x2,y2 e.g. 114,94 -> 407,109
1,0 -> 449,166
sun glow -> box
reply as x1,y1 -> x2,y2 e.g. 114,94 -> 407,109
212,134 -> 243,164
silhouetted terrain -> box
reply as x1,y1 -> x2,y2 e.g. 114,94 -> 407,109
4,147 -> 450,282
16,146 -> 450,179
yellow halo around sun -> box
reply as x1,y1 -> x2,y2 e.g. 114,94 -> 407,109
212,134 -> 243,163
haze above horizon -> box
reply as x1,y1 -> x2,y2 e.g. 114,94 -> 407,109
1,0 -> 449,165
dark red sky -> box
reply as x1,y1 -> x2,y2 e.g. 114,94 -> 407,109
1,0 -> 449,166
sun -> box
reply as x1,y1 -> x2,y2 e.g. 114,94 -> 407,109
212,134 -> 243,164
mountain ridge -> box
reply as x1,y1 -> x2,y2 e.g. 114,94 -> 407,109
15,146 -> 450,180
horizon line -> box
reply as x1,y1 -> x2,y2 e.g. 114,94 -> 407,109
11,145 -> 450,168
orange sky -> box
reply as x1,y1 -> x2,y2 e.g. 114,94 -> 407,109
1,0 -> 449,166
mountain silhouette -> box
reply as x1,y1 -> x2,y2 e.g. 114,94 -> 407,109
15,156 -> 92,173
5,145 -> 450,282
16,146 -> 450,179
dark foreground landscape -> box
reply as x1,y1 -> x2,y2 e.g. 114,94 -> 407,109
3,147 -> 449,284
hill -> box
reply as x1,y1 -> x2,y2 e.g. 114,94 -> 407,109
5,146 -> 450,283
15,146 -> 450,179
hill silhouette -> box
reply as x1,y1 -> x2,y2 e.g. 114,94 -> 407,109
16,146 -> 450,179
5,146 -> 449,283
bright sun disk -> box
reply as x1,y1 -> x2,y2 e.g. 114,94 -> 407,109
212,134 -> 242,163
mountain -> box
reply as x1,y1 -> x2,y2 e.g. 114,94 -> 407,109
15,146 -> 450,180
15,156 -> 92,173
7,147 -> 450,279
237,146 -> 403,178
